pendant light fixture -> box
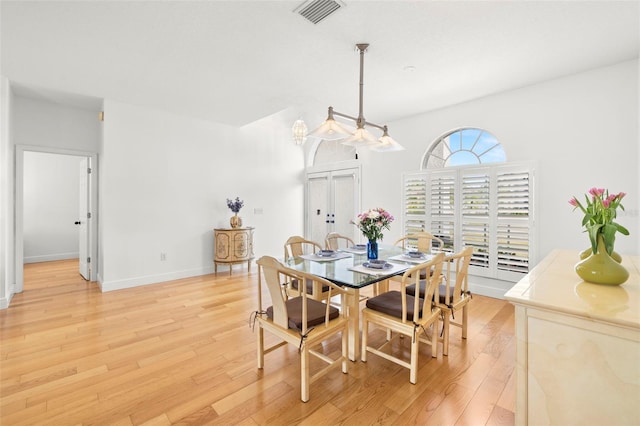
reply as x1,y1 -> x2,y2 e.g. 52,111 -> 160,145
291,118 -> 308,145
309,43 -> 404,152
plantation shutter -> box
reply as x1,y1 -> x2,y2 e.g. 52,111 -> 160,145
403,161 -> 534,282
461,169 -> 492,275
402,172 -> 427,235
496,167 -> 533,281
427,171 -> 456,252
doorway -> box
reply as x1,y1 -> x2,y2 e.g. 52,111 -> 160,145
305,163 -> 361,244
15,146 -> 98,293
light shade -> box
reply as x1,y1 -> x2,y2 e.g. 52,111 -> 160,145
370,130 -> 405,152
309,117 -> 352,141
292,119 -> 308,145
341,127 -> 379,147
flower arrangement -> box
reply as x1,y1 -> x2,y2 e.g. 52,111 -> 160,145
568,188 -> 629,255
226,197 -> 244,214
353,207 -> 394,242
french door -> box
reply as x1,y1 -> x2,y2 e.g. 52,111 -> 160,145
306,165 -> 360,246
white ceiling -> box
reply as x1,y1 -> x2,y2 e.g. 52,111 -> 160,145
2,1 -> 639,128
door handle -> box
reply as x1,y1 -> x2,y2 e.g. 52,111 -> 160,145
74,221 -> 81,225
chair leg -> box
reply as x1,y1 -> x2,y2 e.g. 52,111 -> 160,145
431,323 -> 438,358
410,336 -> 419,384
342,328 -> 348,374
257,327 -> 264,368
361,315 -> 368,362
462,305 -> 468,339
300,346 -> 310,402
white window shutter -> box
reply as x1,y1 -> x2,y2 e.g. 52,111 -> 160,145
402,172 -> 427,235
403,162 -> 534,283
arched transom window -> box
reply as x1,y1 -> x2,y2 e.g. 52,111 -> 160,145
422,128 -> 506,169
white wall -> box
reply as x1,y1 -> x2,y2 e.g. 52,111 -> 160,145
99,100 -> 304,290
23,152 -> 81,263
358,60 -> 639,296
13,97 -> 99,152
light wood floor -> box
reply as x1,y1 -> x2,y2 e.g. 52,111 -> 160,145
1,259 -> 515,425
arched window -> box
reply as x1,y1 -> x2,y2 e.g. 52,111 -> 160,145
422,128 -> 506,169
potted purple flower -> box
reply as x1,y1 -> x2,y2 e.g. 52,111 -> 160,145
226,197 -> 244,228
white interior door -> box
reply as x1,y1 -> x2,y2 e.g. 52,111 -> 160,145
307,173 -> 330,245
78,157 -> 90,280
306,166 -> 360,245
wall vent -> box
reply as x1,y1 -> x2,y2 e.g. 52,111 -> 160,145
295,0 -> 344,25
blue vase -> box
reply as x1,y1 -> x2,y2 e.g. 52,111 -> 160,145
367,239 -> 378,260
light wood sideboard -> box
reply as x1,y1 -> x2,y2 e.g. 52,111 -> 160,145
213,227 -> 254,275
504,249 -> 639,425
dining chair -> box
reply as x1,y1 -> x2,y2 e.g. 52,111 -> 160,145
254,256 -> 348,402
393,231 -> 444,254
284,235 -> 324,260
324,232 -> 356,250
389,231 -> 445,284
283,236 -> 331,301
405,246 -> 473,355
361,253 -> 445,384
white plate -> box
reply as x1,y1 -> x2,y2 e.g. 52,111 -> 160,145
362,261 -> 392,270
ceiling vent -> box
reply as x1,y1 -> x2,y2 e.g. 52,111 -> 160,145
295,0 -> 344,24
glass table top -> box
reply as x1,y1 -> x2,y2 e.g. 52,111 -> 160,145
284,245 -> 431,289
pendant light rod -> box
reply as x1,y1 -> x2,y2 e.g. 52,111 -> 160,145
309,43 -> 404,151
356,43 -> 368,128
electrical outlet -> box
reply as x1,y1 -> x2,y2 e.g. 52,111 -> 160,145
160,253 -> 167,261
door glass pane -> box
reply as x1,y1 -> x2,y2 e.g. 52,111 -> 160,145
332,174 -> 356,242
308,175 -> 329,245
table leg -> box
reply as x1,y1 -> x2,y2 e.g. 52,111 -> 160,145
346,288 -> 360,361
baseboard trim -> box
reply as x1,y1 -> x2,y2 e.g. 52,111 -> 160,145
469,276 -> 516,300
24,253 -> 79,264
98,266 -> 216,292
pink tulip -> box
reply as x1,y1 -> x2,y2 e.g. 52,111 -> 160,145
568,198 -> 578,207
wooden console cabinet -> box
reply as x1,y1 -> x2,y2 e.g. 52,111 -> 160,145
505,250 -> 639,425
213,227 -> 254,275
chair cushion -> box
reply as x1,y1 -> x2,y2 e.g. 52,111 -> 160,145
266,296 -> 339,330
406,283 -> 460,304
437,284 -> 463,304
365,291 -> 423,319
291,278 -> 330,293
405,281 -> 425,298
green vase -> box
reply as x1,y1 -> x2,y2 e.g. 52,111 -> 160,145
579,246 -> 622,263
575,235 -> 629,285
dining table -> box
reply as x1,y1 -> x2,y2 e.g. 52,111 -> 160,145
285,244 -> 438,361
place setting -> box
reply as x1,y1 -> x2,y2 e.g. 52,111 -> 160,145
387,250 -> 436,265
349,259 -> 409,276
299,249 -> 352,262
339,244 -> 368,255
